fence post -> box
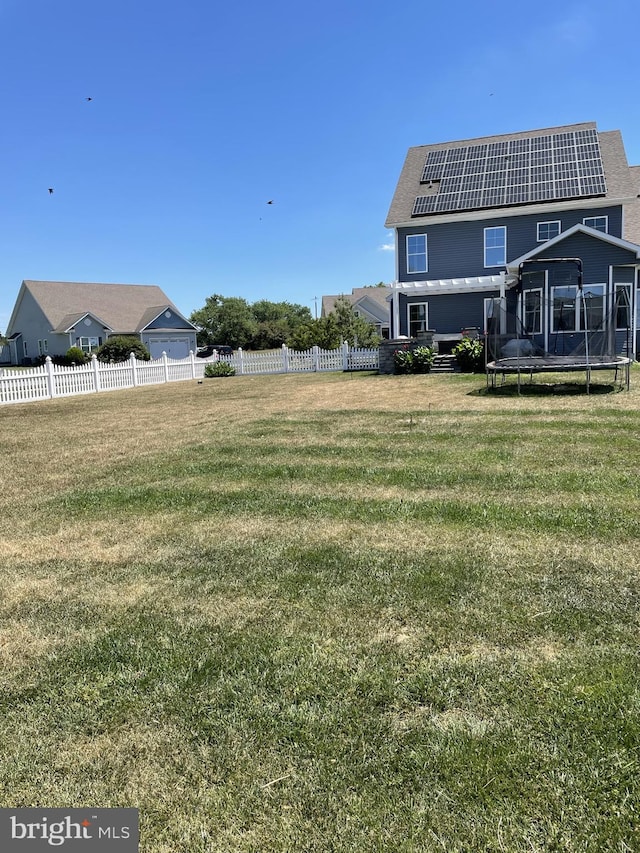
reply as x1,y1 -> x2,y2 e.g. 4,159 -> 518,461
91,354 -> 101,393
342,340 -> 350,371
312,345 -> 320,372
45,356 -> 56,399
162,351 -> 169,383
236,347 -> 244,375
282,343 -> 289,373
189,350 -> 196,379
130,351 -> 138,387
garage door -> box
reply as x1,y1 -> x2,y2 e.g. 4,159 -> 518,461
149,337 -> 191,360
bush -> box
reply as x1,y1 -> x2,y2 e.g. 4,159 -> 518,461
66,346 -> 89,365
204,360 -> 236,378
393,345 -> 434,374
412,346 -> 435,373
452,336 -> 485,373
95,336 -> 150,363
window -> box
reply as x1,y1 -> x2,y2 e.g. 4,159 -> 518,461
552,285 -> 605,331
581,285 -> 604,330
552,286 -> 578,331
523,289 -> 542,334
537,221 -> 561,242
583,216 -> 608,233
615,283 -> 632,330
78,336 -> 100,354
408,303 -> 428,337
406,234 -> 428,274
484,226 -> 506,267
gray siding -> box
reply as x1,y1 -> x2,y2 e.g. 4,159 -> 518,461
398,290 -> 499,336
145,310 -> 194,331
398,205 -> 623,281
8,287 -> 63,361
534,232 -> 637,283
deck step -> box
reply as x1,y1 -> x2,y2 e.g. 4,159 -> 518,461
431,355 -> 459,374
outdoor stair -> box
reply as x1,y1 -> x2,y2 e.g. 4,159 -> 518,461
431,354 -> 459,374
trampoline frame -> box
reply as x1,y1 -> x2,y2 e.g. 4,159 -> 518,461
485,354 -> 631,393
485,257 -> 633,393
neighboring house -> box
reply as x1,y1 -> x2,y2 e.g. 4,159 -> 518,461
321,287 -> 391,338
4,280 -> 198,365
385,121 -> 640,357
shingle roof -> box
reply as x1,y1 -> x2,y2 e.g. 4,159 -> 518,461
624,165 -> 640,244
322,287 -> 390,317
385,122 -> 638,228
19,281 -> 188,333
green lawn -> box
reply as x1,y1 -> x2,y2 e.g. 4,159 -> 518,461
1,370 -> 639,852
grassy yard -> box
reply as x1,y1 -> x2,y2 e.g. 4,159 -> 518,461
1,370 -> 639,852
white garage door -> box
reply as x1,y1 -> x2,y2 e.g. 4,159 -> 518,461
149,337 -> 191,360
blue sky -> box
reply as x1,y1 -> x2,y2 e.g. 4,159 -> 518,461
1,0 -> 640,331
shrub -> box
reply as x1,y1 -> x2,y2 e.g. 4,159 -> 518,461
66,346 -> 89,365
393,347 -> 414,374
412,346 -> 435,373
204,360 -> 236,378
393,345 -> 434,375
452,336 -> 485,373
96,336 -> 150,363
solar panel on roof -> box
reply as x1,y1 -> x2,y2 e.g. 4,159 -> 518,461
413,127 -> 607,217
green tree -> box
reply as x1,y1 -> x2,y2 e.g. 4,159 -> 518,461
190,295 -> 257,349
250,300 -> 312,349
190,296 -> 312,350
331,296 -> 381,347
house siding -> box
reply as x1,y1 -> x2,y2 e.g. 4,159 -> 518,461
7,287 -> 60,362
533,232 -> 637,283
144,310 -> 195,331
398,205 -> 623,281
398,290 -> 499,337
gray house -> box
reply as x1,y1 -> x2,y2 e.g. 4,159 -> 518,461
385,121 -> 640,357
4,280 -> 197,365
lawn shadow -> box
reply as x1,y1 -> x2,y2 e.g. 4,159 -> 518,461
472,382 -> 620,397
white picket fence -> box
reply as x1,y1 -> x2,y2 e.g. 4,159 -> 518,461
0,343 -> 379,406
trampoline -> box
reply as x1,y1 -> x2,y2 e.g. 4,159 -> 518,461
484,258 -> 633,393
486,354 -> 631,392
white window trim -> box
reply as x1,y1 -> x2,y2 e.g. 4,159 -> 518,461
583,215 -> 608,233
522,288 -> 543,335
78,336 -> 100,354
407,302 -> 429,337
551,285 -> 579,333
484,226 -> 506,268
406,234 -> 428,275
615,282 -> 633,331
552,284 -> 606,332
537,220 -> 561,242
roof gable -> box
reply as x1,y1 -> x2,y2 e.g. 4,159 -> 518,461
138,305 -> 197,331
508,223 -> 640,270
52,311 -> 114,333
